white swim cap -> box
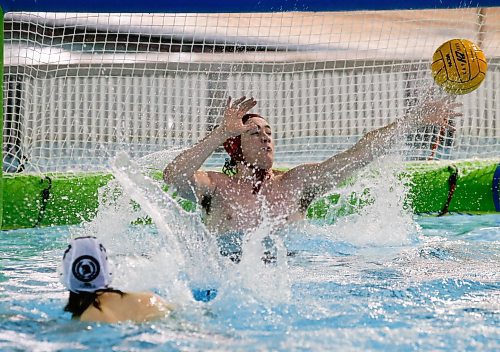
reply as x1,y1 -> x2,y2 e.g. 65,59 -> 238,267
61,236 -> 113,292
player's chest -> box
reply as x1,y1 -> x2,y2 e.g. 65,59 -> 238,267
214,181 -> 300,214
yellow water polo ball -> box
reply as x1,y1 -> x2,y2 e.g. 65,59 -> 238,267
431,38 -> 487,95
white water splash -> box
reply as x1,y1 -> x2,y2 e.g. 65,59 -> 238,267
222,196 -> 292,305
71,146 -> 420,308
73,152 -> 223,302
135,147 -> 187,171
112,153 -> 223,292
324,154 -> 421,247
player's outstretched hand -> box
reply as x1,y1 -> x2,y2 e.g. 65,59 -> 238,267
408,96 -> 462,130
220,96 -> 258,137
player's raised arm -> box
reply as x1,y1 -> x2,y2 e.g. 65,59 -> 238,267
282,97 -> 462,196
163,96 -> 257,201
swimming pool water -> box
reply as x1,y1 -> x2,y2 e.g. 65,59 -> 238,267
0,214 -> 499,351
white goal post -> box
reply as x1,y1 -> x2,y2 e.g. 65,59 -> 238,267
2,1 -> 500,174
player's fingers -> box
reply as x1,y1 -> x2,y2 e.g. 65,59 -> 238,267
240,98 -> 257,111
233,96 -> 246,106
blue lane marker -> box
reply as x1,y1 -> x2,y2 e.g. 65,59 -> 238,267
493,163 -> 500,212
192,288 -> 218,302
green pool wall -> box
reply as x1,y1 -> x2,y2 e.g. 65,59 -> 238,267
405,161 -> 499,214
1,160 -> 498,230
2,173 -> 112,229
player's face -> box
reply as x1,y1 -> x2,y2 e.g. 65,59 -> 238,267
240,117 -> 274,169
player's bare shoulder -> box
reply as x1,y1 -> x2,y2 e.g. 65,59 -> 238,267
203,170 -> 239,191
206,170 -> 232,182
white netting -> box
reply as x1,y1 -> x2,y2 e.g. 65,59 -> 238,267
3,9 -> 500,173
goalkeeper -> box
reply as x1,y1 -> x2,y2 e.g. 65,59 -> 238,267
164,96 -> 460,237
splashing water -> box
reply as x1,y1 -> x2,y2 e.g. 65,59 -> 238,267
73,152 -> 223,302
85,150 -> 300,307
135,147 -> 187,171
79,152 -> 294,306
2,146 -> 498,351
332,155 -> 420,246
225,198 -> 292,305
75,143 -> 424,307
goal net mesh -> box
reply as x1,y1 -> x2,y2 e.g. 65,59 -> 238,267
3,8 -> 500,173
